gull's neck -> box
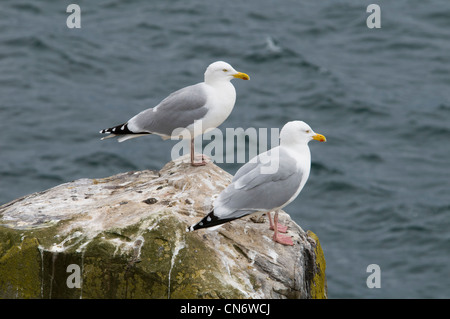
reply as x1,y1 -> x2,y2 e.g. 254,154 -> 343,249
281,142 -> 311,168
204,77 -> 232,87
280,139 -> 310,152
201,78 -> 236,127
204,78 -> 236,108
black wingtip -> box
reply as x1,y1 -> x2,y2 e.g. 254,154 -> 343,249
187,210 -> 236,232
100,123 -> 133,135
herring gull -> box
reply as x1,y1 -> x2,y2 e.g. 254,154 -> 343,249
99,61 -> 249,166
187,121 -> 326,245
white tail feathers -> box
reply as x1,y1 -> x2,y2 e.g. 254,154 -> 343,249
117,134 -> 149,143
100,134 -> 116,141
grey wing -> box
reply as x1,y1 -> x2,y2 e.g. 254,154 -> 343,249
127,83 -> 209,136
214,148 -> 303,219
230,147 -> 283,184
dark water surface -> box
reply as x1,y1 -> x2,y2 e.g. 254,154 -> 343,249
1,0 -> 450,298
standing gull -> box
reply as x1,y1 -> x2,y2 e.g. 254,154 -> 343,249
100,61 -> 249,166
187,121 -> 326,246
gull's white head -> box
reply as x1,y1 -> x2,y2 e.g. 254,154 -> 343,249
280,121 -> 326,146
204,61 -> 250,84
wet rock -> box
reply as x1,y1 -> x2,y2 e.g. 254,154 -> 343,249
0,155 -> 327,299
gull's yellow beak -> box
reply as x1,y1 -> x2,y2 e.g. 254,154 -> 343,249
312,133 -> 326,142
232,72 -> 250,80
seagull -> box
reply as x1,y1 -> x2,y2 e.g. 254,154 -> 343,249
187,121 -> 326,246
99,61 -> 249,166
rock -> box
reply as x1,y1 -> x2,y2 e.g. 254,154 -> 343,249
0,155 -> 327,299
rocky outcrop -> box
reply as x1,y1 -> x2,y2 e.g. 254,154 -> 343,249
0,156 -> 327,299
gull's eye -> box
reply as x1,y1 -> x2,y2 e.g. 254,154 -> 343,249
306,130 -> 311,133
222,69 -> 228,72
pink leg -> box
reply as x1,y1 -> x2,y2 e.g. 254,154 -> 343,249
267,212 -> 288,233
272,211 -> 294,246
190,138 -> 207,166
